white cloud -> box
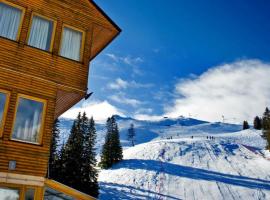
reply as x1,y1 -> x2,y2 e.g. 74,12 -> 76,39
134,114 -> 163,121
106,53 -> 143,66
106,53 -> 120,62
165,59 -> 270,123
107,78 -> 129,90
106,53 -> 144,76
107,78 -> 154,90
61,100 -> 125,122
109,93 -> 142,107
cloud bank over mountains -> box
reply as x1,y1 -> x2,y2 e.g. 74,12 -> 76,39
165,59 -> 270,123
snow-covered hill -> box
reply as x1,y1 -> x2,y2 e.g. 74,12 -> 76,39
59,116 -> 270,200
59,115 -> 242,154
99,130 -> 270,200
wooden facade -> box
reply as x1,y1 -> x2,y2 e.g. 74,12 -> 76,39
0,0 -> 120,199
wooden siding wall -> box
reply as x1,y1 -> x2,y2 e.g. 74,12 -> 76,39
0,0 -> 119,178
0,69 -> 56,177
0,0 -> 119,92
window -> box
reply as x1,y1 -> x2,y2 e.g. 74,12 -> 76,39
28,14 -> 55,51
12,94 -> 46,144
0,90 -> 10,137
25,188 -> 36,200
0,187 -> 20,200
44,187 -> 75,200
59,25 -> 85,61
0,2 -> 24,41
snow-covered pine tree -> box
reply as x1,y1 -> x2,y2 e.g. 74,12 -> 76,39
100,116 -> 123,168
243,120 -> 249,130
81,114 -> 99,197
48,118 -> 60,179
127,123 -> 136,146
262,107 -> 270,150
55,141 -> 66,183
110,116 -> 123,164
253,116 -> 262,130
61,112 -> 84,190
262,108 -> 270,137
100,117 -> 113,169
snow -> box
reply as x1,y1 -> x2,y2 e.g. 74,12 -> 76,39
97,117 -> 270,200
59,116 -> 270,199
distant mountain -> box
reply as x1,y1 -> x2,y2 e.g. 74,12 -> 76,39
59,115 -> 242,155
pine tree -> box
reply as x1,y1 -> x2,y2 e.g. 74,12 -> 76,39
262,108 -> 270,137
100,116 -> 123,169
127,123 -> 136,146
262,107 -> 270,150
48,118 -> 60,179
55,142 -> 66,183
100,117 -> 113,169
81,114 -> 99,197
62,112 -> 84,190
243,120 -> 249,130
253,116 -> 262,130
110,116 -> 123,164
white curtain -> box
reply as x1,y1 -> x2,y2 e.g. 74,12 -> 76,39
28,16 -> 52,51
0,3 -> 22,40
60,27 -> 82,61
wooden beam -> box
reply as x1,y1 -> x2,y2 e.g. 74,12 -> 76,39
0,172 -> 45,186
45,179 -> 96,200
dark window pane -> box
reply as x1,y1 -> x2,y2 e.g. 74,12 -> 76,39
25,188 -> 35,200
44,187 -> 75,200
0,92 -> 7,127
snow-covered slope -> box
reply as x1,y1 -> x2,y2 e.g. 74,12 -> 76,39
59,115 -> 241,155
59,116 -> 270,199
99,130 -> 270,200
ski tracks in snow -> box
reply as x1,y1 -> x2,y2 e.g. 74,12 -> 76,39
99,137 -> 270,200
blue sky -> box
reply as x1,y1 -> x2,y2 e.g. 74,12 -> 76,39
63,0 -> 270,123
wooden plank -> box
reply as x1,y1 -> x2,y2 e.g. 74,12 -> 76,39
45,179 -> 96,200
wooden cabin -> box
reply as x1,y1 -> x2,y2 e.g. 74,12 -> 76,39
0,0 -> 121,199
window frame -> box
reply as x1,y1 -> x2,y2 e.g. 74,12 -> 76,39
59,24 -> 86,62
11,94 -> 47,145
0,183 -> 40,200
0,0 -> 26,41
0,89 -> 10,138
26,12 -> 57,52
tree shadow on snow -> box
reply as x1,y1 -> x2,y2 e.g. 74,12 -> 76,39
99,182 -> 182,200
111,159 -> 270,190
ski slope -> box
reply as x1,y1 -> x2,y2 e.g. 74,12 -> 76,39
96,118 -> 270,200
59,116 -> 270,199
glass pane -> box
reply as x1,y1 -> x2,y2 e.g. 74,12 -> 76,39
12,97 -> 45,143
0,2 -> 22,40
28,15 -> 54,51
0,92 -> 7,128
25,188 -> 35,200
44,187 -> 75,200
0,187 -> 20,200
60,27 -> 82,61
